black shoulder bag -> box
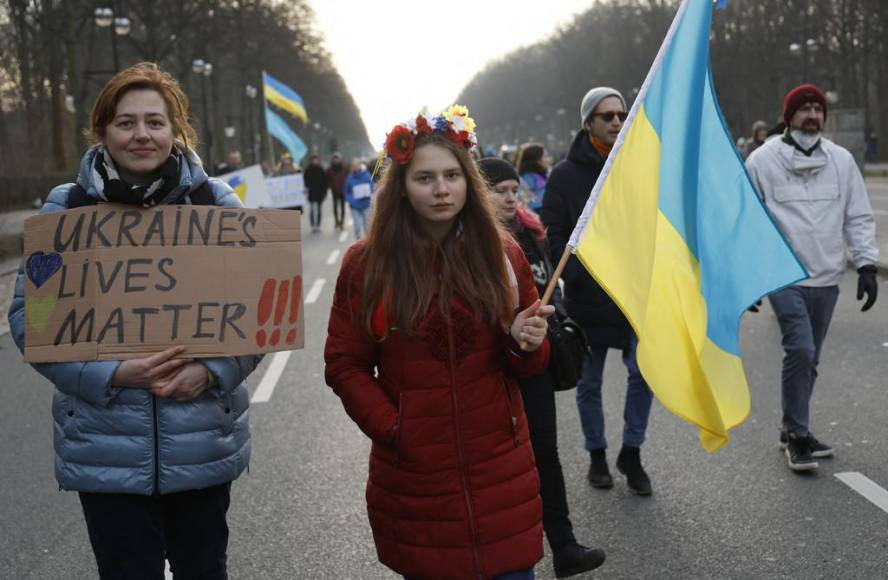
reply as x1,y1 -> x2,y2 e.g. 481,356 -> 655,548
534,238 -> 588,391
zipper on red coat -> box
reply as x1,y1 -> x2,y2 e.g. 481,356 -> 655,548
448,324 -> 483,578
152,395 -> 160,495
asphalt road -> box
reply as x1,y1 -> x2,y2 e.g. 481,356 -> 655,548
1,205 -> 887,579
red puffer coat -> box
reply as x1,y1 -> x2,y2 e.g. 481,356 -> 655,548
325,240 -> 549,579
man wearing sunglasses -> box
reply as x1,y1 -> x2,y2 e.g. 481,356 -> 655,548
541,87 -> 655,497
745,83 -> 879,472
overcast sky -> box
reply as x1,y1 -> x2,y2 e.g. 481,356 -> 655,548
307,0 -> 593,149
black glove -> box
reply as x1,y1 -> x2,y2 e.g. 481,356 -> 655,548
747,300 -> 762,313
857,265 -> 878,312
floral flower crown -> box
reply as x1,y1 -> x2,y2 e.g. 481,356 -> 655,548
383,104 -> 478,166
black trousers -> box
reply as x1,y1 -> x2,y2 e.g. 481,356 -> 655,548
332,192 -> 346,228
79,483 -> 232,580
519,372 -> 575,551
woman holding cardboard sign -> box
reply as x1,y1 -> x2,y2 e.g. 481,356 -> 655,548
7,63 -> 262,580
324,106 -> 554,579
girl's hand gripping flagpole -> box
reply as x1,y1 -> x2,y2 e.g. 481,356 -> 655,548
518,244 -> 573,351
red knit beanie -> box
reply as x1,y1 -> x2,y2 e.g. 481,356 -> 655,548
783,84 -> 827,126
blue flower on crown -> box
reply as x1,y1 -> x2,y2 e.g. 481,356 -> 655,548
433,116 -> 450,134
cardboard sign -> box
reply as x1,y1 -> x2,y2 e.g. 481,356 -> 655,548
22,204 -> 303,363
218,165 -> 270,208
264,174 -> 306,208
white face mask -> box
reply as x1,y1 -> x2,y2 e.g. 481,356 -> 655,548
790,129 -> 821,152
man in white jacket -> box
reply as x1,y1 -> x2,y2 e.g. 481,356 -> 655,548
746,83 -> 879,472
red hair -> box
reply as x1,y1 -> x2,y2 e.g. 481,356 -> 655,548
89,62 -> 197,149
517,207 -> 546,242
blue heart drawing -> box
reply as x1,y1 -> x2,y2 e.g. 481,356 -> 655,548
26,251 -> 63,289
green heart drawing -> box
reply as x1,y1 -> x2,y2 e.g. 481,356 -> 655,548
26,295 -> 57,333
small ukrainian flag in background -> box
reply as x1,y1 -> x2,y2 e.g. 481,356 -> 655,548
263,72 -> 308,124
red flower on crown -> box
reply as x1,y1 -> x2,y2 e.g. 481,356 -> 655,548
415,115 -> 433,135
385,125 -> 416,165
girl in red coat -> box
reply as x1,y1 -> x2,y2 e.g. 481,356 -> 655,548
324,106 -> 554,580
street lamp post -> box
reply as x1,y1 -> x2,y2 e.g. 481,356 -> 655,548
312,122 -> 322,154
94,6 -> 130,72
789,38 -> 818,83
245,84 -> 258,165
192,59 -> 214,171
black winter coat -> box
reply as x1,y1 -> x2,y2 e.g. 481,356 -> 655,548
304,164 -> 329,202
539,130 -> 631,349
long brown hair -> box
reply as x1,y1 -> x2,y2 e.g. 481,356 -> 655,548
89,62 -> 198,150
361,134 -> 514,337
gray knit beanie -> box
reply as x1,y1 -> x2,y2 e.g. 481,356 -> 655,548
580,87 -> 626,125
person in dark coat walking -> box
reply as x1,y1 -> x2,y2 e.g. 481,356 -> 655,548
539,86 -> 655,496
480,157 -> 606,578
303,153 -> 328,233
326,151 -> 349,230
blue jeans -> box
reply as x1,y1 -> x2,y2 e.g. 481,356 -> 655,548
768,285 -> 839,436
405,570 -> 533,580
576,332 -> 653,451
351,206 -> 369,239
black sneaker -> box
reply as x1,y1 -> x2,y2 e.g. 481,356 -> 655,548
784,432 -> 819,471
587,449 -> 613,488
779,430 -> 834,458
806,434 -> 834,458
615,446 -> 652,496
553,541 -> 606,578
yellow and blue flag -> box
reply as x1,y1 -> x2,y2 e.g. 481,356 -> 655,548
568,0 -> 807,451
263,72 -> 308,124
266,106 -> 308,163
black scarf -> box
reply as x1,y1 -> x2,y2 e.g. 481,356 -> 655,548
92,147 -> 182,207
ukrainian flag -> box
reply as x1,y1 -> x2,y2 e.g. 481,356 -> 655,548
266,106 -> 308,163
263,72 -> 308,124
568,0 -> 807,451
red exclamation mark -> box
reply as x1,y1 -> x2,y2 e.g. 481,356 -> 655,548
270,279 -> 290,346
256,279 -> 276,347
286,275 -> 302,345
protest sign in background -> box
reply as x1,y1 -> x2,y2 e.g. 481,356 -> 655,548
218,165 -> 271,208
22,204 -> 302,363
264,174 -> 306,209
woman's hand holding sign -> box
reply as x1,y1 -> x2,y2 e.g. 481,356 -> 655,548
111,345 -> 192,390
150,362 -> 213,402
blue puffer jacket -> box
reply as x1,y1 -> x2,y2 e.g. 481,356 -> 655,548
7,145 -> 262,495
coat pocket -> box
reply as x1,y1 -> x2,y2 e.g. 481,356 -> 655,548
393,392 -> 405,467
501,378 -> 520,448
220,392 -> 235,435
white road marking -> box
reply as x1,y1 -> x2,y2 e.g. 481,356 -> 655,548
165,559 -> 172,579
338,230 -> 348,243
305,278 -> 326,304
835,472 -> 888,514
252,350 -> 292,403
326,249 -> 341,265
